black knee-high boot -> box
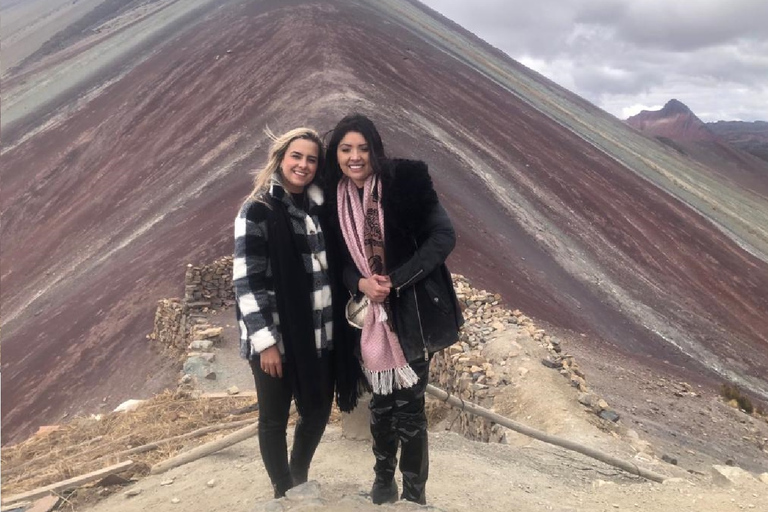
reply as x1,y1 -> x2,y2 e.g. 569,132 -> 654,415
396,359 -> 430,504
397,410 -> 428,504
369,397 -> 399,504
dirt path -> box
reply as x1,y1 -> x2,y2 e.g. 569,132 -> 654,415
190,314 -> 254,396
80,424 -> 766,512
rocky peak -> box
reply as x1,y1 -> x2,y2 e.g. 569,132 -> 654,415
626,99 -> 718,142
659,98 -> 692,116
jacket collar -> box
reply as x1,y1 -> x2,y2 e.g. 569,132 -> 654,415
269,180 -> 324,220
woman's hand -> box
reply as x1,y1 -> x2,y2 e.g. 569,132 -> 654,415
260,345 -> 283,378
359,274 -> 391,303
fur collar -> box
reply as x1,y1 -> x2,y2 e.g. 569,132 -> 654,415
269,181 -> 324,219
382,159 -> 438,233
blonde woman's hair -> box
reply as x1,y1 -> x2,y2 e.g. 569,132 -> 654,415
247,127 -> 324,202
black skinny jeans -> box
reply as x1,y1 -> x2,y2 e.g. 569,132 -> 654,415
249,353 -> 334,497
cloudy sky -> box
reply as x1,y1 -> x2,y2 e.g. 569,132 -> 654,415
420,0 -> 768,122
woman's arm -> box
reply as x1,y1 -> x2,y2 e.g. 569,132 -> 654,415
233,202 -> 280,355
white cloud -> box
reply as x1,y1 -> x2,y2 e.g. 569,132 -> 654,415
621,104 -> 663,119
420,0 -> 768,121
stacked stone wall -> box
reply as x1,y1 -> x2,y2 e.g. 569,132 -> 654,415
150,257 -> 234,353
430,275 -> 519,443
184,256 -> 234,309
149,299 -> 186,352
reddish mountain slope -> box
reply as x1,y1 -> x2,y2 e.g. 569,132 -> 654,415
626,99 -> 719,142
2,0 -> 768,445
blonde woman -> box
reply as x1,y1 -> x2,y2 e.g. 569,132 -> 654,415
233,128 -> 361,498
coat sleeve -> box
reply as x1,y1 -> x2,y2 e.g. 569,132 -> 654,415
342,255 -> 364,296
388,201 -> 456,295
233,201 -> 279,356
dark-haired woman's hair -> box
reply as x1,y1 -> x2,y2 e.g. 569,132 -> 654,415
324,113 -> 389,187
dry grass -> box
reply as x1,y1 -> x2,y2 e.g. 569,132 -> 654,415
1,390 -> 262,500
721,383 -> 755,414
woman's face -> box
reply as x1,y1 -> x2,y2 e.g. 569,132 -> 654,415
337,131 -> 371,188
280,138 -> 319,194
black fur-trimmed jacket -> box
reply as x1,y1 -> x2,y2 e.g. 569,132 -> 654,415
330,159 -> 464,363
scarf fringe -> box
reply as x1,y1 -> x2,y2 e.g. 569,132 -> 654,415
362,364 -> 419,395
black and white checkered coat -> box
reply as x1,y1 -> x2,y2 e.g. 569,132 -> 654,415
233,182 -> 333,359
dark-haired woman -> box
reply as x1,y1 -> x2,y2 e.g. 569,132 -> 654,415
233,127 -> 360,498
325,114 -> 464,504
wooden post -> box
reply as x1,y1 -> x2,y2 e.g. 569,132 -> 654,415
426,384 -> 667,483
149,422 -> 258,475
1,460 -> 136,506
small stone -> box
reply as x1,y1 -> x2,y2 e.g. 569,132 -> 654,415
285,480 -> 321,500
206,479 -> 217,487
97,474 -> 130,487
124,489 -> 142,498
661,454 -> 678,465
263,501 -> 285,512
712,465 -> 758,486
193,327 -> 223,340
204,371 -> 217,380
599,409 -> 620,422
577,392 -> 598,408
27,495 -> 60,511
160,479 -> 175,486
570,374 -> 587,389
189,339 -> 214,351
759,472 -> 768,484
541,358 -> 560,369
227,386 -> 240,395
171,497 -> 180,504
518,367 -> 529,377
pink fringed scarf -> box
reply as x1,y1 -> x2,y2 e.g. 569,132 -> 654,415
337,175 -> 418,395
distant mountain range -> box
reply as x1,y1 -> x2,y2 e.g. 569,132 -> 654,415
709,119 -> 768,162
626,99 -> 768,163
